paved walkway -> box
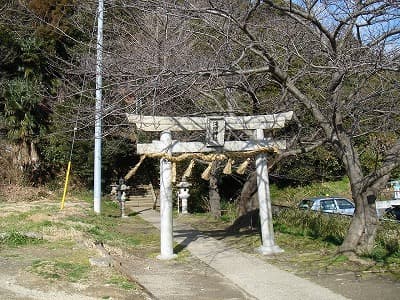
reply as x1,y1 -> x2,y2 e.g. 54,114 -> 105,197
129,208 -> 348,300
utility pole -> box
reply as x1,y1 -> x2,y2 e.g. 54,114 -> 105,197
94,0 -> 104,214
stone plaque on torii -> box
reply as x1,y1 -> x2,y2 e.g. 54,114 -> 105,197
127,112 -> 293,259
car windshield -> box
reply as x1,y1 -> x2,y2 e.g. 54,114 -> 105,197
336,199 -> 354,209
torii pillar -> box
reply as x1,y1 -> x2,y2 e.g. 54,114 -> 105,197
255,129 -> 283,254
158,131 -> 177,260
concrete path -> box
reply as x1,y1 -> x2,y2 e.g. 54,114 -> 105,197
131,208 -> 348,300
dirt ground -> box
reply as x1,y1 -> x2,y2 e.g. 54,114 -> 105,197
0,192 -> 400,300
0,198 -> 151,300
0,247 -> 149,300
303,271 -> 400,300
263,252 -> 400,300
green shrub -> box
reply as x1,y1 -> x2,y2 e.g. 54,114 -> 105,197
369,246 -> 388,262
274,209 -> 350,245
220,201 -> 237,223
375,221 -> 400,256
270,177 -> 351,207
275,207 -> 400,264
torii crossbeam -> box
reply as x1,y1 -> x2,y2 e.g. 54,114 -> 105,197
127,112 -> 293,259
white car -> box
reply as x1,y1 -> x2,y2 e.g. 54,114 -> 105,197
298,196 -> 355,216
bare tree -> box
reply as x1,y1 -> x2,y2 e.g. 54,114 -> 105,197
159,0 -> 400,255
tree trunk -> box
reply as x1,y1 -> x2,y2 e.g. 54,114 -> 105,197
336,134 -> 381,254
237,171 -> 258,216
208,161 -> 221,218
340,192 -> 379,254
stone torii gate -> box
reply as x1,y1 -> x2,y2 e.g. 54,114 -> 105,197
127,112 -> 293,259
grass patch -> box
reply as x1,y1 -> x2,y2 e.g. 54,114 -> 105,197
42,239 -> 77,250
0,204 -> 61,233
332,254 -> 349,263
87,225 -> 118,242
0,231 -> 44,248
107,275 -> 137,290
274,208 -> 350,245
60,197 -> 161,256
0,212 -> 31,230
70,189 -> 94,203
30,259 -> 90,282
220,202 -> 238,223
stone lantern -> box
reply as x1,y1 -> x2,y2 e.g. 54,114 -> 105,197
117,178 -> 130,218
177,179 -> 191,214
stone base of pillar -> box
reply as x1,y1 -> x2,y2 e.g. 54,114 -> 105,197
157,253 -> 177,260
256,245 -> 284,255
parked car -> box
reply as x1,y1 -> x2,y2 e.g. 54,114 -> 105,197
381,205 -> 400,222
298,196 -> 355,216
